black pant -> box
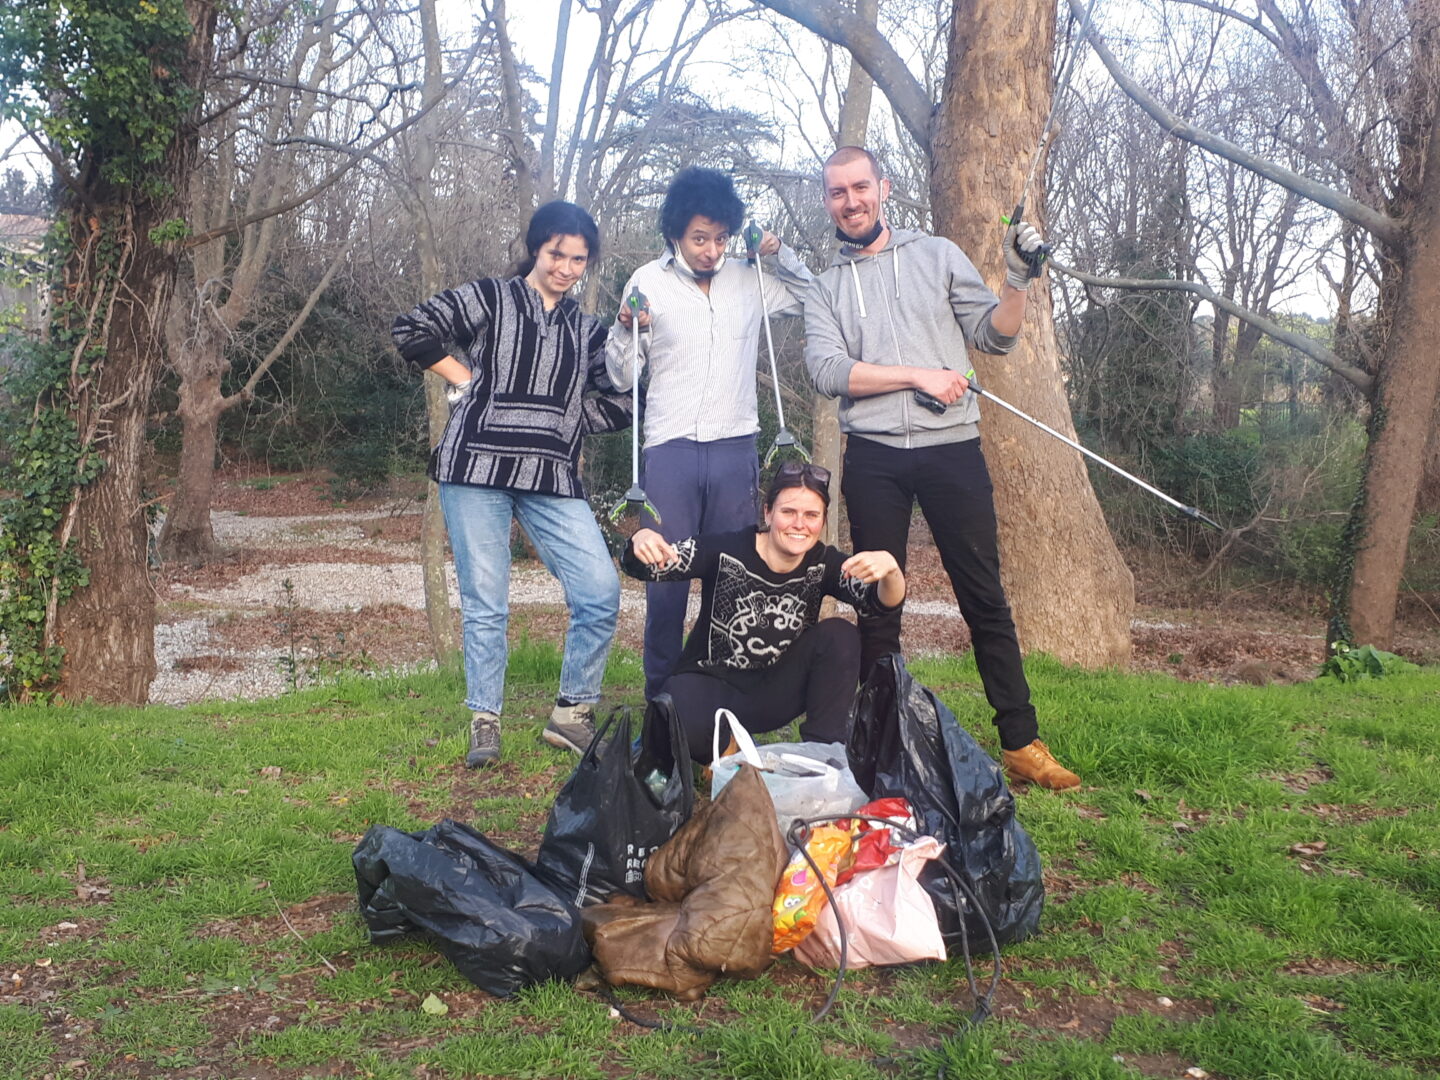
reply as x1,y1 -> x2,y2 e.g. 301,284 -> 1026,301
659,618 -> 861,764
842,435 -> 1038,751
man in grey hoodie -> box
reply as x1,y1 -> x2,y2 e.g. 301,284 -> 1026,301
804,145 -> 1080,792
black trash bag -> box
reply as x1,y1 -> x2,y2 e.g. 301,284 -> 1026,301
352,819 -> 590,997
848,654 -> 1044,953
534,697 -> 694,906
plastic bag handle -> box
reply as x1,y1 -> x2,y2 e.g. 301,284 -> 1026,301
711,708 -> 764,769
583,706 -> 632,767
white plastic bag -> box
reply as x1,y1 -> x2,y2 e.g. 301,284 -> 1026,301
792,836 -> 948,970
708,709 -> 868,836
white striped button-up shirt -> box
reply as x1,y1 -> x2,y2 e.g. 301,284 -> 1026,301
605,245 -> 812,447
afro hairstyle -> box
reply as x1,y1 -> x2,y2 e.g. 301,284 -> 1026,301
659,167 -> 745,242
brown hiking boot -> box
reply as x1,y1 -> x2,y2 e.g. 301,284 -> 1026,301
1003,739 -> 1081,791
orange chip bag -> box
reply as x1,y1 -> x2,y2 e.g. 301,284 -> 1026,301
771,824 -> 855,953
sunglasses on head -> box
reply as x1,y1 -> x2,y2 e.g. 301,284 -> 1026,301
775,460 -> 832,486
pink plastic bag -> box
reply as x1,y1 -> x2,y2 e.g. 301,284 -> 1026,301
792,836 -> 948,970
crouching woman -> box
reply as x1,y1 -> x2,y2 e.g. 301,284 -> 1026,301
622,462 -> 904,762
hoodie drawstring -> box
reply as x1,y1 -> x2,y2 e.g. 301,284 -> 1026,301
848,260 -> 867,319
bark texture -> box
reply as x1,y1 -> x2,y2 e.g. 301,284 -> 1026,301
53,0 -> 218,703
933,0 -> 1133,666
1346,110 -> 1440,646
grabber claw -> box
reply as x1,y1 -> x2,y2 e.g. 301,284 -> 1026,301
764,427 -> 810,468
609,486 -> 661,526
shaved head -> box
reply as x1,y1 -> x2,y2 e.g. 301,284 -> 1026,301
822,145 -> 883,186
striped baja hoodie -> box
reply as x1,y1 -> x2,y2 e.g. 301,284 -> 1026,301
392,275 -> 631,498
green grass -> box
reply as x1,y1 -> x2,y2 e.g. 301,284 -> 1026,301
1,645 -> 1438,1078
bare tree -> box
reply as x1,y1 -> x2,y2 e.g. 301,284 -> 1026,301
1071,0 -> 1440,648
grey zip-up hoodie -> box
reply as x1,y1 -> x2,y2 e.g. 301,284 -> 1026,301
804,228 -> 1017,449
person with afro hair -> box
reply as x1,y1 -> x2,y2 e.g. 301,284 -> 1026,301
607,166 -> 813,699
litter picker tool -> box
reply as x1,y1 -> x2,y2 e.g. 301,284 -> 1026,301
913,376 -> 1220,529
743,221 -> 810,467
609,288 -> 662,525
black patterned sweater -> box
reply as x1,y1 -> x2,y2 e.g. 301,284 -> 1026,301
392,276 -> 632,497
621,528 -> 899,685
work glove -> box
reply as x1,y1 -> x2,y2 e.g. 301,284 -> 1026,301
1003,220 -> 1047,290
445,378 -> 472,413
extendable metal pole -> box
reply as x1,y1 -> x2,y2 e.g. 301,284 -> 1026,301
743,222 -> 809,466
915,381 -> 1220,528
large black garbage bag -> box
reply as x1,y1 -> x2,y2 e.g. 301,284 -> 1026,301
534,697 -> 694,906
352,819 -> 590,997
848,654 -> 1044,953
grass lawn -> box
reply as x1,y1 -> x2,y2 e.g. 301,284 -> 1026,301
2,641 -> 1438,1079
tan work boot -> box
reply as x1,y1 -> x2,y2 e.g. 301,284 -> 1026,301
1003,739 -> 1081,791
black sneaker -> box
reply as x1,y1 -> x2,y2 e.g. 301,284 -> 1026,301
466,711 -> 501,769
543,702 -> 597,754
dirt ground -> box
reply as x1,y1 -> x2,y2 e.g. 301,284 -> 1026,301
149,468 -> 1440,705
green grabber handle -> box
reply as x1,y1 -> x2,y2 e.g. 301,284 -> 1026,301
609,288 -> 660,526
743,221 -> 764,262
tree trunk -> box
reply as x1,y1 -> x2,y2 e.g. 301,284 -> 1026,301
934,0 -> 1133,667
415,0 -> 459,662
157,356 -> 225,560
52,210 -> 172,704
1344,109 -> 1440,647
50,0 -> 217,704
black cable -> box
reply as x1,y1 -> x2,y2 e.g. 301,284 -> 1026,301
785,818 -> 850,1023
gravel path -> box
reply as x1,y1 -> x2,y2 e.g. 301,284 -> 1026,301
151,507 -> 686,706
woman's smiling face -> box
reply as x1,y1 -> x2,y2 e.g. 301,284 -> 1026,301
764,487 -> 826,559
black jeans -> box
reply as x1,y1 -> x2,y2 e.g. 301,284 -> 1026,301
658,618 -> 861,764
842,435 -> 1038,751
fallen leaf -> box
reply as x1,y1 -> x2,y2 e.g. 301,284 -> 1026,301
420,993 -> 448,1016
1058,1016 -> 1081,1029
1133,789 -> 1152,802
260,766 -> 282,779
1290,840 -> 1328,857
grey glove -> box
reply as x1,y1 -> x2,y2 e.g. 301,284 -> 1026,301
1003,220 -> 1047,290
445,378 -> 472,411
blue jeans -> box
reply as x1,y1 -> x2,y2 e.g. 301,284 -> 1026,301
640,435 -> 760,698
439,483 -> 620,715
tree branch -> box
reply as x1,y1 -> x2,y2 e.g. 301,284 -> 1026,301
182,34 -> 484,250
226,236 -> 356,409
751,0 -> 933,154
1050,258 -> 1373,395
1070,0 -> 1402,247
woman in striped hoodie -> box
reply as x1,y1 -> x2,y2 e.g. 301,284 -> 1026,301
392,201 -> 631,769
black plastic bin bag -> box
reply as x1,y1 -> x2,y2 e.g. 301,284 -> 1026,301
352,819 -> 590,997
535,697 -> 694,906
848,654 -> 1044,952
